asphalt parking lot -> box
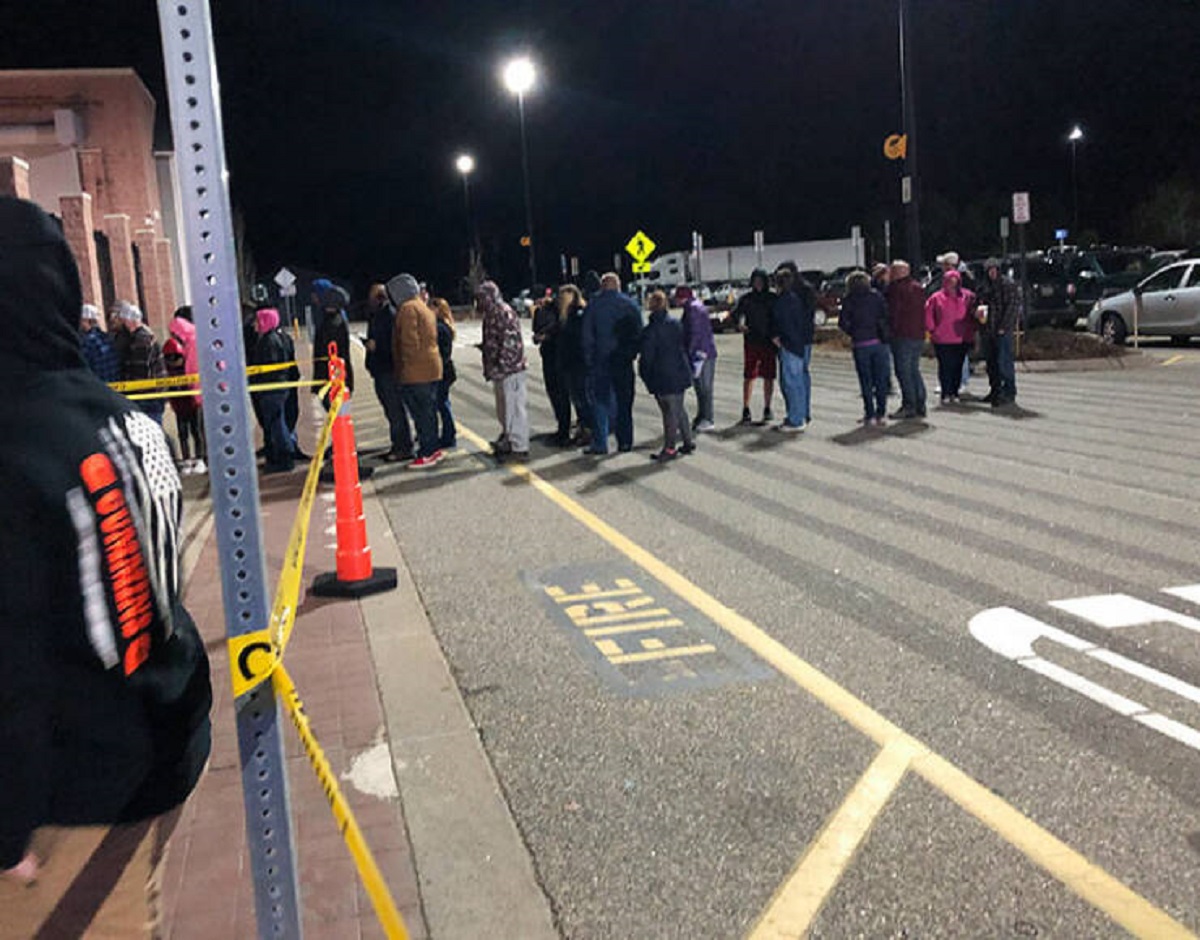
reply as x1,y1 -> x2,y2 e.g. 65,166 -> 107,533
362,328 -> 1200,939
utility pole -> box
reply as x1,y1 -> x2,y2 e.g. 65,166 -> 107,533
899,0 -> 922,266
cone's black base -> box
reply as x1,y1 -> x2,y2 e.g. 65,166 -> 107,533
310,567 -> 397,598
320,462 -> 374,485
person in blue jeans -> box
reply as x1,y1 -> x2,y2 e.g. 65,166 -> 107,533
769,262 -> 816,432
839,270 -> 893,426
884,260 -> 928,419
582,273 -> 643,454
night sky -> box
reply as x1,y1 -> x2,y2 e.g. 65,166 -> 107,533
4,0 -> 1199,295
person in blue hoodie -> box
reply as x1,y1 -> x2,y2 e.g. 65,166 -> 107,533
674,285 -> 718,432
638,290 -> 695,461
839,270 -> 893,427
769,262 -> 817,432
582,272 -> 643,454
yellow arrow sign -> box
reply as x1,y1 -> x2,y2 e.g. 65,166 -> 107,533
625,230 -> 657,263
632,261 -> 652,274
884,134 -> 908,160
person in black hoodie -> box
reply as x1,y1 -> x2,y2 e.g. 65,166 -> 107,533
732,268 -> 776,424
638,290 -> 695,461
312,284 -> 354,410
556,284 -> 593,447
532,290 -> 573,445
0,197 -> 211,935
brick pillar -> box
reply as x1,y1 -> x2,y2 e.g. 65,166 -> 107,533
0,156 -> 31,199
102,214 -> 138,307
77,149 -> 107,215
133,228 -> 164,330
60,194 -> 104,308
154,238 -> 178,319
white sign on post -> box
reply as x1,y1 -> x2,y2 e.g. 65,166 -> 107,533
1000,216 -> 1010,239
1012,192 -> 1031,225
273,266 -> 297,289
753,230 -> 764,252
901,176 -> 912,205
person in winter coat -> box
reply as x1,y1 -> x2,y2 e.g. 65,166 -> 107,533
365,283 -> 414,461
387,274 -> 444,470
582,273 -> 643,454
885,259 -> 928,419
533,291 -> 573,445
638,290 -> 695,461
976,259 -> 1021,406
312,284 -> 354,409
556,284 -> 592,447
253,308 -> 300,474
839,270 -> 893,426
115,302 -> 167,426
936,251 -> 977,392
477,280 -> 530,461
769,262 -> 817,432
0,196 -> 211,936
79,303 -> 120,382
431,297 -> 457,449
732,268 -> 776,424
163,338 -> 206,472
925,268 -> 976,404
674,285 -> 718,432
169,306 -> 199,379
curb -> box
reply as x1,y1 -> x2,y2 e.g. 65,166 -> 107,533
358,481 -> 559,940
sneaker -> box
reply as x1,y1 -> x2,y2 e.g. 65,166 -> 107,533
774,422 -> 806,434
695,420 -> 716,433
617,444 -> 633,453
740,407 -> 753,425
504,450 -> 530,462
679,442 -> 696,455
191,459 -> 207,475
384,449 -> 414,463
762,407 -> 774,423
650,448 -> 678,462
408,453 -> 441,470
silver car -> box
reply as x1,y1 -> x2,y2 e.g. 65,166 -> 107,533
1087,260 -> 1200,345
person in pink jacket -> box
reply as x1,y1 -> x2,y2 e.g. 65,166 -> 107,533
924,269 -> 976,404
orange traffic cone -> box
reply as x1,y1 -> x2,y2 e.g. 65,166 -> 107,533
311,348 -> 396,599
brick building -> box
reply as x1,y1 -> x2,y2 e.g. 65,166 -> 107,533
0,68 -> 189,329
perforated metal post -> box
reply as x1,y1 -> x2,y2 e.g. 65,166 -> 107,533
156,3 -> 303,936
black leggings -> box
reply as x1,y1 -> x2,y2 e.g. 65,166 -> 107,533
176,407 -> 205,460
934,343 -> 969,399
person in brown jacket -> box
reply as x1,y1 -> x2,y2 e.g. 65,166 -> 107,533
386,273 -> 444,469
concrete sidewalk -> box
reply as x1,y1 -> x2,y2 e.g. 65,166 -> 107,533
160,339 -> 555,939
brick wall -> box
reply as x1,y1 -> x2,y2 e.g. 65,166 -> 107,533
60,193 -> 104,307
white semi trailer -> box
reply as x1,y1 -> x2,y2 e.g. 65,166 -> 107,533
647,236 -> 862,286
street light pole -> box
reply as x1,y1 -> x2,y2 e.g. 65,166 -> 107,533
517,92 -> 536,288
455,153 -> 476,276
1068,124 -> 1084,237
503,55 -> 538,291
899,0 -> 922,266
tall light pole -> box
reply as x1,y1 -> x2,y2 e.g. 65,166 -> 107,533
503,55 -> 537,289
898,0 -> 921,266
1068,124 -> 1084,237
455,152 -> 476,275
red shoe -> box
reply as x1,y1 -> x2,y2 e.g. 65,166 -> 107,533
408,452 -> 442,470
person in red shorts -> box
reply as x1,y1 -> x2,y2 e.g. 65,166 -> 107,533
732,268 -> 777,424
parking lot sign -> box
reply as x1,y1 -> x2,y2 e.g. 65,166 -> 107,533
1013,192 -> 1031,225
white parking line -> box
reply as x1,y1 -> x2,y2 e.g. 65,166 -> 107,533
969,605 -> 1200,754
1050,594 -> 1200,634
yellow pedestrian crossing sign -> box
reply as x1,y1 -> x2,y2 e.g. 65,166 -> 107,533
625,230 -> 657,263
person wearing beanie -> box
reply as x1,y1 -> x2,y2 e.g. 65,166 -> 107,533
732,269 -> 776,424
0,196 -> 211,935
976,258 -> 1021,407
115,301 -> 168,426
79,303 -> 120,383
312,282 -> 354,409
386,273 -> 444,469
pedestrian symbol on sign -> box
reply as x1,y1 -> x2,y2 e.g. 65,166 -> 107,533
625,230 -> 657,264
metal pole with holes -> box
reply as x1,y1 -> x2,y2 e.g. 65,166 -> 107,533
156,2 -> 304,936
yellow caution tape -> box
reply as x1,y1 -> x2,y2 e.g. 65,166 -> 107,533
274,662 -> 410,939
109,358 -> 325,393
126,378 -> 326,402
227,386 -> 342,697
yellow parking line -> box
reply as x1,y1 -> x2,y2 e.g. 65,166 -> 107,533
747,738 -> 923,939
457,424 -> 1197,939
1161,354 -> 1185,366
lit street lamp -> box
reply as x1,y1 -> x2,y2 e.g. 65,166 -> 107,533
503,55 -> 538,289
455,153 -> 477,275
1068,124 -> 1084,237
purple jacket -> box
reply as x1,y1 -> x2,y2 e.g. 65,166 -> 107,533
680,298 -> 716,362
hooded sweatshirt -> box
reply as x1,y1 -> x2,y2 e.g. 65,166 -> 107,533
312,286 -> 354,393
386,274 -> 441,385
734,269 -> 775,346
477,281 -> 527,381
924,271 -> 977,344
838,271 -> 889,347
677,289 -> 717,364
0,197 -> 211,868
638,308 -> 692,396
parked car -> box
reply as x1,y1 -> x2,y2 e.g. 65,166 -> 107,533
1068,249 -> 1155,308
1086,260 -> 1200,345
1007,260 -> 1077,329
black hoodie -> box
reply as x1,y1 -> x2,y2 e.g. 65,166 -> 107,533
733,268 -> 776,346
0,197 -> 211,868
